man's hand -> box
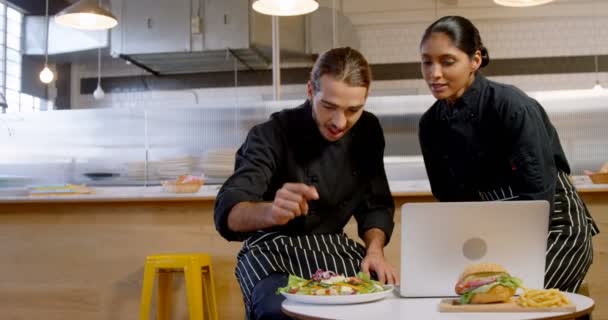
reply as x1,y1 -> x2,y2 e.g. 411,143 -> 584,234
267,183 -> 319,226
361,228 -> 399,285
360,250 -> 399,285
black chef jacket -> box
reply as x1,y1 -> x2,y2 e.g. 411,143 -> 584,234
419,74 -> 570,204
215,100 -> 395,243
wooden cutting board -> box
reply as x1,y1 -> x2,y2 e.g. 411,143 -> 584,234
438,299 -> 576,312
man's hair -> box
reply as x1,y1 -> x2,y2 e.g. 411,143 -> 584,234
310,47 -> 372,94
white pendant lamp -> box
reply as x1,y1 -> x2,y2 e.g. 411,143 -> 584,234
55,0 -> 117,30
592,55 -> 604,91
93,48 -> 105,100
252,0 -> 319,16
39,66 -> 54,84
494,0 -> 554,7
39,0 -> 54,84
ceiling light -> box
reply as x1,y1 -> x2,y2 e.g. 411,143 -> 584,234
93,48 -> 105,100
592,82 -> 604,91
39,0 -> 54,84
252,0 -> 319,16
39,66 -> 54,84
55,0 -> 117,30
494,0 -> 554,7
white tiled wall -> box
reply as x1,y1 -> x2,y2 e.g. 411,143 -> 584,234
357,16 -> 608,63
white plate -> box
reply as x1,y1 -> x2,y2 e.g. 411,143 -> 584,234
281,285 -> 394,305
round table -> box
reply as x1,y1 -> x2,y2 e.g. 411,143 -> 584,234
282,292 -> 594,320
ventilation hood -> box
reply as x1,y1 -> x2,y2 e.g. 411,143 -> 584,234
109,4 -> 358,75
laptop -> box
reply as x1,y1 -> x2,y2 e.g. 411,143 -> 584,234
399,200 -> 549,297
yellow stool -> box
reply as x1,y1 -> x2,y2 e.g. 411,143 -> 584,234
139,253 -> 218,320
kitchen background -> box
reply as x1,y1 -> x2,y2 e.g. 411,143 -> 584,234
1,0 -> 607,187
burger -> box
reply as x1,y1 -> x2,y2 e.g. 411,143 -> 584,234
455,263 -> 522,304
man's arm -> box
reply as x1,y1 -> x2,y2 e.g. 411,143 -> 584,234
353,115 -> 398,284
227,184 -> 319,232
214,123 -> 282,241
360,228 -> 398,284
363,227 -> 386,256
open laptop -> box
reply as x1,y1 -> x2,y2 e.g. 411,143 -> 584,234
399,200 -> 549,297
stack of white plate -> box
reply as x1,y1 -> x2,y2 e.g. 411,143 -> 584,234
126,161 -> 160,182
156,156 -> 194,180
197,149 -> 237,180
127,157 -> 194,182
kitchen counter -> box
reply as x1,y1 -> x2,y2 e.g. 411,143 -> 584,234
1,178 -> 606,203
0,178 -> 606,320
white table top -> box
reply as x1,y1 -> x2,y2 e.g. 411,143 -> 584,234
282,291 -> 594,320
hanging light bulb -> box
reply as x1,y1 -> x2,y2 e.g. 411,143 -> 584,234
494,0 -> 554,7
252,0 -> 318,16
55,0 -> 118,30
40,0 -> 55,84
93,83 -> 105,99
39,66 -> 54,84
592,82 -> 604,91
93,47 -> 105,100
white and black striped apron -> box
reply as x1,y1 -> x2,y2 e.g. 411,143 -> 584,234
234,232 -> 366,315
478,171 -> 599,292
545,171 -> 599,292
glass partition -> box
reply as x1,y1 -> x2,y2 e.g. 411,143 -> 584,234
0,92 -> 607,189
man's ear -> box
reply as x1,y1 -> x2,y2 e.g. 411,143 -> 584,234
306,81 -> 314,101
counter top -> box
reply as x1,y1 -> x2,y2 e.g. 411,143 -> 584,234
0,178 -> 606,203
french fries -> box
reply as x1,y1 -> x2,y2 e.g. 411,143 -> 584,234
517,288 -> 571,308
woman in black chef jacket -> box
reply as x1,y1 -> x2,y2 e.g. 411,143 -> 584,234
417,15 -> 599,292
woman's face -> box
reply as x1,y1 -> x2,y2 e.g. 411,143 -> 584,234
420,32 -> 481,103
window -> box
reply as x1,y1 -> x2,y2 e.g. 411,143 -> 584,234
0,3 -> 46,113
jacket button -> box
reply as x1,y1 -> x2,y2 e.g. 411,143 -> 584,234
352,170 -> 358,176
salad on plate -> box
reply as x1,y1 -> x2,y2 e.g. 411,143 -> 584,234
277,269 -> 388,296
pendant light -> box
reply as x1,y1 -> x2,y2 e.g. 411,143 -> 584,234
55,0 -> 117,30
252,0 -> 319,16
39,0 -> 54,84
252,0 -> 318,100
494,0 -> 554,7
93,48 -> 104,100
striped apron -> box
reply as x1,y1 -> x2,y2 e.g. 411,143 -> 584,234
234,232 -> 366,315
545,171 -> 599,292
478,171 -> 599,292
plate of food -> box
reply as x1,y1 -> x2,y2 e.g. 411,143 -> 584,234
439,262 -> 575,312
278,269 -> 394,305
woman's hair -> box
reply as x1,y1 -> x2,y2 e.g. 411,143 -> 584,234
310,47 -> 372,94
420,16 -> 490,68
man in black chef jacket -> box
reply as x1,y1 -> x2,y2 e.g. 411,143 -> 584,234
214,47 -> 398,319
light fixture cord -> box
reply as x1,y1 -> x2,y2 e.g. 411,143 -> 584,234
97,48 -> 101,85
98,0 -> 103,85
44,0 -> 49,66
592,0 -> 599,84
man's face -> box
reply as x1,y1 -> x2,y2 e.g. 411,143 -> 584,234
307,75 -> 368,142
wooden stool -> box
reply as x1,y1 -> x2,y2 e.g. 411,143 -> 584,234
139,253 -> 218,320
